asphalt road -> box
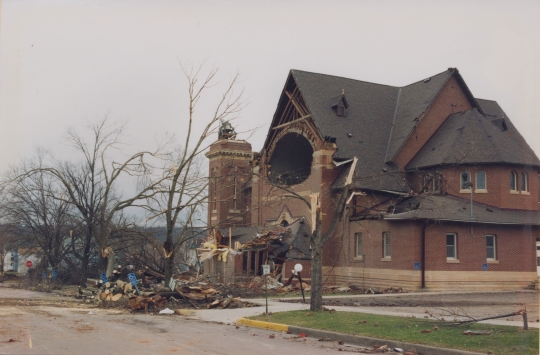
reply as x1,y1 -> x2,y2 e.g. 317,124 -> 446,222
0,287 -> 349,355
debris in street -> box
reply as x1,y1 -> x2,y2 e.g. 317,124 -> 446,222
158,308 -> 175,315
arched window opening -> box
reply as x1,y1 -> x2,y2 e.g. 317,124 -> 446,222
476,170 -> 486,190
521,172 -> 528,192
510,171 -> 518,191
460,171 -> 471,190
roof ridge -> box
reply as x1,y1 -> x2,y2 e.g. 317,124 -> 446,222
384,88 -> 402,162
290,69 -> 399,89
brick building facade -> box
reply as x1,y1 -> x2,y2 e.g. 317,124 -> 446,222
207,68 -> 540,290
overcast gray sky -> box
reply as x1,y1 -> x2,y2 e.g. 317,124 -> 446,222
1,0 -> 540,173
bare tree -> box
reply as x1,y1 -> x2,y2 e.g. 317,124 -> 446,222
5,119 -> 166,282
1,155 -> 74,272
144,64 -> 247,285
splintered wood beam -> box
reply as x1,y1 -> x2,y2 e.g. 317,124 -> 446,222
285,91 -> 307,116
272,114 -> 312,130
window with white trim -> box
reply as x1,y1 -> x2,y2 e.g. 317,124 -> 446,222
521,172 -> 528,192
446,233 -> 457,259
383,232 -> 391,258
355,233 -> 363,258
510,171 -> 517,191
460,171 -> 471,190
476,170 -> 486,190
486,235 -> 496,260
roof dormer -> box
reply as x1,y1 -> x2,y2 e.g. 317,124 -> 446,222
331,90 -> 349,117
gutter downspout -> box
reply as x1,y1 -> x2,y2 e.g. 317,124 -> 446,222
421,221 -> 427,289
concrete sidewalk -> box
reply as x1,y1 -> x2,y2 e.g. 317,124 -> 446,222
185,293 -> 539,329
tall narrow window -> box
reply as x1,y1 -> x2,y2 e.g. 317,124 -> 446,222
521,172 -> 528,192
476,170 -> 486,190
460,171 -> 471,190
233,176 -> 237,210
212,172 -> 217,211
510,171 -> 517,191
355,233 -> 363,258
446,233 -> 457,259
383,232 -> 391,258
486,235 -> 496,260
433,173 -> 442,193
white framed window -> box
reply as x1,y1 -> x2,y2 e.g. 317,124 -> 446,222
476,170 -> 486,190
460,171 -> 471,191
510,171 -> 518,191
446,233 -> 457,259
521,172 -> 528,192
486,235 -> 496,260
383,232 -> 391,258
355,233 -> 363,258
433,173 -> 442,193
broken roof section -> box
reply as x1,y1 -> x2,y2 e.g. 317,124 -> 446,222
385,194 -> 540,225
217,218 -> 311,260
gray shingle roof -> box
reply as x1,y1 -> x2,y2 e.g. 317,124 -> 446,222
279,68 -> 538,192
290,69 -> 462,192
385,194 -> 540,225
407,106 -> 540,169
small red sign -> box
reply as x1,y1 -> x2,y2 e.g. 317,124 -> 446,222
25,260 -> 33,268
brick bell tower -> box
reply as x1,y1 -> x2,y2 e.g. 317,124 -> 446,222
205,121 -> 253,228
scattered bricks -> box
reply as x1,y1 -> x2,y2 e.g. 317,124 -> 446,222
361,320 -> 368,323
235,326 -> 239,329
421,330 -> 431,333
252,334 -> 258,336
338,340 -> 344,345
434,325 -> 439,331
306,312 -> 313,317
269,334 -> 275,339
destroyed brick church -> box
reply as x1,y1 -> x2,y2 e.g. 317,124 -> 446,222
203,68 -> 540,291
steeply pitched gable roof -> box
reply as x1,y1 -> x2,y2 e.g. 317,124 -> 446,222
384,70 -> 454,162
271,68 -> 537,192
407,106 -> 540,169
291,70 -> 406,192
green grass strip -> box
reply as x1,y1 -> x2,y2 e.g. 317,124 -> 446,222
249,310 -> 538,355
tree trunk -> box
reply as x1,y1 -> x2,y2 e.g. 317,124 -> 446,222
79,256 -> 89,287
310,242 -> 323,311
310,213 -> 324,312
164,251 -> 174,286
105,252 -> 115,278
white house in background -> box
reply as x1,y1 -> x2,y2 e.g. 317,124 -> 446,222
2,248 -> 40,274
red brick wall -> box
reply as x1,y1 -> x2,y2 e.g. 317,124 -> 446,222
282,259 -> 312,279
424,223 -> 536,272
207,139 -> 253,228
330,219 -> 536,274
442,165 -> 538,211
394,75 -> 473,168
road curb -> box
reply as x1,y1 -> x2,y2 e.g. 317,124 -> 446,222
236,317 -> 482,355
236,317 -> 289,332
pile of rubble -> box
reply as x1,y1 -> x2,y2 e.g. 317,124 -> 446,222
78,267 -> 251,312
